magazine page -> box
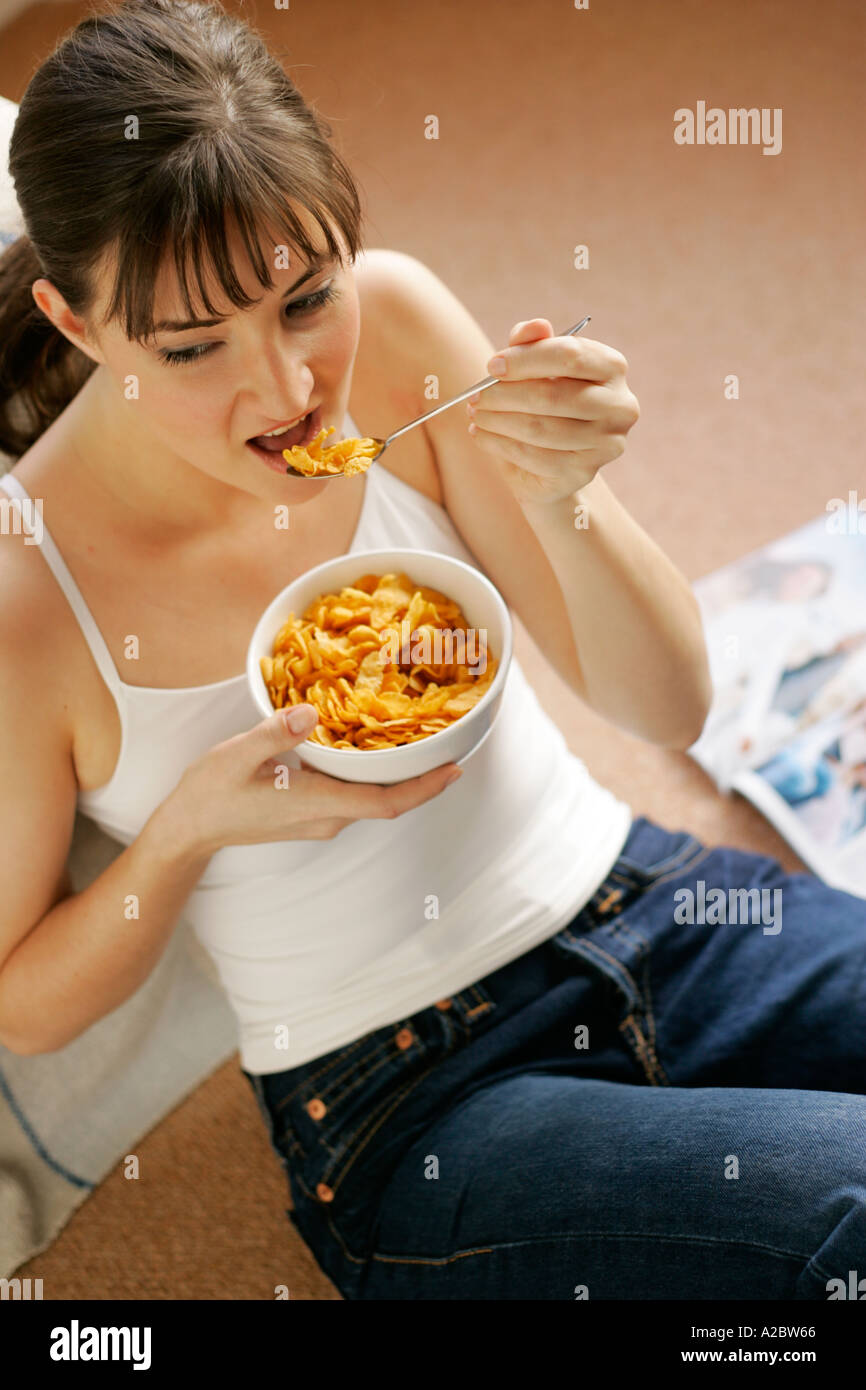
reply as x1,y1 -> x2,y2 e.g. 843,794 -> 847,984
729,701 -> 866,896
690,508 -> 866,893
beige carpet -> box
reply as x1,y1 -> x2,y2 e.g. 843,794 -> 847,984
3,0 -> 863,1298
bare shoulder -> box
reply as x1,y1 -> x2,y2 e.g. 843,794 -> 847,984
0,505 -> 54,667
0,482 -> 123,790
350,247 -> 498,484
352,248 -> 487,373
349,249 -> 450,507
0,514 -> 77,747
352,248 -> 471,375
353,246 -> 450,304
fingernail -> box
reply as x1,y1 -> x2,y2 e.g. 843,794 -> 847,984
488,356 -> 507,376
445,767 -> 463,786
286,704 -> 316,732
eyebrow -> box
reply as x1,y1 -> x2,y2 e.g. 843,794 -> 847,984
153,252 -> 337,334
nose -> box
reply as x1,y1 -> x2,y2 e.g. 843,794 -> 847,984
244,327 -> 314,421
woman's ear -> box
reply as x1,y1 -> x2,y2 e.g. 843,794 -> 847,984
30,277 -> 104,365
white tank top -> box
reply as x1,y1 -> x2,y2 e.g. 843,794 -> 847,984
0,414 -> 632,1073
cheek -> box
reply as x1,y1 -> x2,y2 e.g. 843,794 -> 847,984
329,291 -> 361,371
138,360 -> 231,445
106,346 -> 221,431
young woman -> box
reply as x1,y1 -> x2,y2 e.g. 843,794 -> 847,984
0,0 -> 863,1301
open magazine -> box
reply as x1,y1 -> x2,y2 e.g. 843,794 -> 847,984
688,504 -> 866,898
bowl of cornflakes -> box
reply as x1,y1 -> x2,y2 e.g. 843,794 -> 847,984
246,549 -> 513,784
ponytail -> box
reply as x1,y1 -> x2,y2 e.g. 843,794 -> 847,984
0,234 -> 95,459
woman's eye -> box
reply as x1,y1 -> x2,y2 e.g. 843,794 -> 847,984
284,283 -> 338,317
158,284 -> 338,366
159,342 -> 217,368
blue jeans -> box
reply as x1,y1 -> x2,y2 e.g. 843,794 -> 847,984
242,815 -> 866,1299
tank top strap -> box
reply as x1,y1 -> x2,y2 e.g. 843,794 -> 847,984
0,471 -> 123,697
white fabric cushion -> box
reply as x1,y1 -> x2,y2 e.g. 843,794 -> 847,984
0,96 -> 24,471
0,94 -> 24,247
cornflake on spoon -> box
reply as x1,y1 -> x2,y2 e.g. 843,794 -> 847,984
284,425 -> 380,477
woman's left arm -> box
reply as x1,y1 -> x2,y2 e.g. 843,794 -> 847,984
468,318 -> 713,751
366,254 -> 712,750
518,462 -> 713,750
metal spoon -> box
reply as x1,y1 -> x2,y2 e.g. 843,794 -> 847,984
283,314 -> 592,478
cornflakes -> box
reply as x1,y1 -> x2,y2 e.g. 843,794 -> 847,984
284,426 -> 380,477
260,571 -> 498,750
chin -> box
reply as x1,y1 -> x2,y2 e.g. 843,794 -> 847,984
282,475 -> 334,502
239,460 -> 334,504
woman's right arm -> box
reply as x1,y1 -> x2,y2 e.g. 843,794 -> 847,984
0,640 -> 461,1056
0,626 -> 215,1055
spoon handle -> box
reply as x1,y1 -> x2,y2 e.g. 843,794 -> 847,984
381,315 -> 591,451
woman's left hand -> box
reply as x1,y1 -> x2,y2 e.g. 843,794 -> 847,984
466,318 -> 640,505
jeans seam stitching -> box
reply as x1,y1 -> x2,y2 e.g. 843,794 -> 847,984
310,1057 -> 421,1166
649,844 -> 716,889
366,1231 -> 816,1268
604,917 -> 647,954
598,915 -> 664,1086
289,1171 -> 370,1266
618,1014 -> 658,1084
273,1033 -> 382,1113
314,1041 -> 400,1110
641,957 -> 671,1086
324,1063 -> 442,1194
617,834 -> 702,878
568,936 -> 642,1006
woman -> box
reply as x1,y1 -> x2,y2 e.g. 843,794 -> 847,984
0,0 -> 863,1301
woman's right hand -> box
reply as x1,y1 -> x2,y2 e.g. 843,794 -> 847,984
169,703 -> 463,857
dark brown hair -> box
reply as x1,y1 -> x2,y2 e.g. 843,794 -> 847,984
0,0 -> 363,458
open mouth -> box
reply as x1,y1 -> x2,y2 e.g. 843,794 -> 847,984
245,406 -> 322,472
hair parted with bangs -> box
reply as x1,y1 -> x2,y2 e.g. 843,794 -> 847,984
0,0 -> 364,457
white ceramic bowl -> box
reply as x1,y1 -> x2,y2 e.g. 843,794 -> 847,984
247,547 -> 513,784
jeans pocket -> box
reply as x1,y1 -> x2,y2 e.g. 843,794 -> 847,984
294,1028 -> 420,1156
281,984 -> 498,1254
277,987 -> 493,1179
